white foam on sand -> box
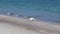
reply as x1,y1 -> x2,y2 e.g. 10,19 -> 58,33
0,14 -> 60,34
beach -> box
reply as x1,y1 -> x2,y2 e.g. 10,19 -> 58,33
0,14 -> 60,34
0,0 -> 60,34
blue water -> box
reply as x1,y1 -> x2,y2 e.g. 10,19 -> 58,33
0,0 -> 60,23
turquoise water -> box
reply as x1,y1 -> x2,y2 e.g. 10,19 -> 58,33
0,0 -> 60,23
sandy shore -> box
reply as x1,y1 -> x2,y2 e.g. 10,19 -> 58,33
0,14 -> 60,34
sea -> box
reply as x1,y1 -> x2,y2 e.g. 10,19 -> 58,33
0,0 -> 60,24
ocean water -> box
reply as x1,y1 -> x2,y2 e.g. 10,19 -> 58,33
0,0 -> 60,23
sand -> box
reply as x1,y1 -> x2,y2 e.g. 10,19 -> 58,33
0,14 -> 60,34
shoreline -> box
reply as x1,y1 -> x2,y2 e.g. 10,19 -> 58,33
0,14 -> 60,34
0,13 -> 60,25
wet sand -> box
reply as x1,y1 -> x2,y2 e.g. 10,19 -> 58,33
0,14 -> 60,34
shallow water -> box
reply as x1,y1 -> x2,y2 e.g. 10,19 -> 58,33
0,0 -> 60,23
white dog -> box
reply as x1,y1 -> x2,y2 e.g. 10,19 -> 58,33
29,17 -> 35,21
